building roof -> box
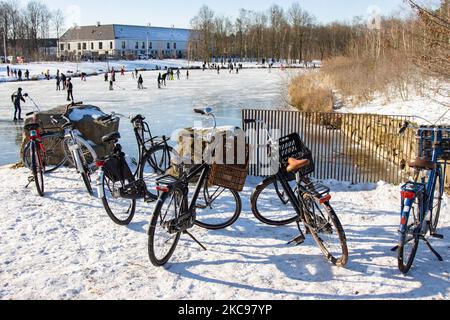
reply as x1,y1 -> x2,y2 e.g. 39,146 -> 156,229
60,24 -> 192,42
60,25 -> 116,41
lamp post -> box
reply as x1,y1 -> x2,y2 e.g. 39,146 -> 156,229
146,22 -> 151,58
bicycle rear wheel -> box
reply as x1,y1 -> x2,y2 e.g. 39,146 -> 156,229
148,187 -> 184,266
251,176 -> 298,226
398,192 -> 422,274
302,195 -> 348,267
31,142 -> 45,197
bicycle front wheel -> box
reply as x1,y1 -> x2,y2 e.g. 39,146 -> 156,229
141,145 -> 173,199
31,142 -> 45,197
251,176 -> 299,226
302,195 -> 348,267
148,187 -> 184,267
101,172 -> 137,226
194,178 -> 242,230
431,170 -> 443,231
23,132 -> 67,173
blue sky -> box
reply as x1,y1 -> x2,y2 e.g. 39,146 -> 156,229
43,0 -> 408,29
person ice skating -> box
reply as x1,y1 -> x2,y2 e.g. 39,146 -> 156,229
81,72 -> 87,81
109,75 -> 114,90
135,69 -> 138,78
56,75 -> 61,91
121,66 -> 125,76
11,88 -> 25,121
138,74 -> 144,89
61,73 -> 67,90
17,69 -> 22,81
67,78 -> 74,102
111,69 -> 116,82
170,69 -> 174,80
104,72 -> 108,82
25,69 -> 29,80
157,73 -> 162,89
162,73 -> 167,86
6,65 -> 10,77
57,69 -> 60,78
176,68 -> 180,80
186,70 -> 189,80
217,65 -> 220,74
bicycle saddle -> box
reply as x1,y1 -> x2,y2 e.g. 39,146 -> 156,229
24,123 -> 40,131
102,132 -> 121,143
131,114 -> 145,123
286,158 -> 310,173
408,158 -> 436,170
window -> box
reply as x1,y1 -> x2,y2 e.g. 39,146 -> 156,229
60,44 -> 64,51
68,43 -> 71,50
99,42 -> 103,50
110,42 -> 113,49
173,43 -> 176,49
77,43 -> 81,50
167,42 -> 170,50
142,42 -> 145,49
135,42 -> 139,49
149,42 -> 152,49
83,43 -> 87,50
122,41 -> 126,49
91,43 -> 94,50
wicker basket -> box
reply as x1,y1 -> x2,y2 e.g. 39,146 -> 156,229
209,163 -> 248,192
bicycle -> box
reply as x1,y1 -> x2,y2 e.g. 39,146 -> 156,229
147,108 -> 243,266
94,113 -> 174,225
22,94 -> 67,174
246,118 -> 349,267
50,114 -> 98,196
393,122 -> 448,274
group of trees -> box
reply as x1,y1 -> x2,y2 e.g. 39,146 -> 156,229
0,0 -> 65,59
188,0 -> 449,73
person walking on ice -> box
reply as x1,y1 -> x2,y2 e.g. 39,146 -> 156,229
66,78 -> 74,102
11,87 -> 25,121
56,75 -> 61,91
157,73 -> 162,89
138,74 -> 144,90
176,68 -> 180,80
109,74 -> 114,90
186,70 -> 190,79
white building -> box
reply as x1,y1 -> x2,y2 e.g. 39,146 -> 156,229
58,24 -> 192,59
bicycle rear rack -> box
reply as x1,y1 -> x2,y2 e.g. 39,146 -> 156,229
300,180 -> 330,198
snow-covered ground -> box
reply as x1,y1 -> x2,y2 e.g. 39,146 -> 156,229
0,166 -> 448,300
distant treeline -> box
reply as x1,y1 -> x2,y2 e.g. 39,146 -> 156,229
0,0 -> 64,59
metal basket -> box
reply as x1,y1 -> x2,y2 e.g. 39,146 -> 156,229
416,126 -> 450,161
279,133 -> 315,179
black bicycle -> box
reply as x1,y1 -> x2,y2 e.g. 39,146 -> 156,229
95,113 -> 173,225
147,108 -> 243,266
247,119 -> 349,267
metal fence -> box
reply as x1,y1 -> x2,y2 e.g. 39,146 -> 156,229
242,109 -> 416,184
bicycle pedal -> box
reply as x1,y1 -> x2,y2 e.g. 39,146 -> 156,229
288,235 -> 305,246
27,176 -> 35,183
431,233 -> 444,240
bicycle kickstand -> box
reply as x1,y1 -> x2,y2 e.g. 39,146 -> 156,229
184,230 -> 207,251
288,221 -> 306,246
421,237 -> 444,262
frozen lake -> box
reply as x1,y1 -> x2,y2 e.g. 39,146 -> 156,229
0,68 -> 296,165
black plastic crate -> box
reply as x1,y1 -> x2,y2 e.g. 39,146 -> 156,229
416,126 -> 450,161
279,133 -> 315,177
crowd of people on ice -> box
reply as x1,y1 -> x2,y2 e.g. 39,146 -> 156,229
6,60 -> 249,122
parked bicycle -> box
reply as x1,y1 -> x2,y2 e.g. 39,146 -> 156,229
393,122 -> 448,274
246,119 -> 349,267
94,113 -> 173,225
147,108 -> 244,266
50,114 -> 98,196
22,95 -> 67,174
